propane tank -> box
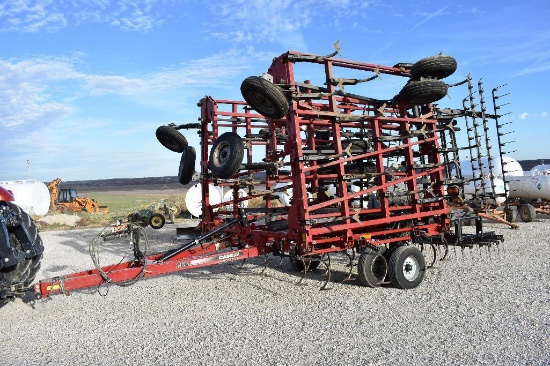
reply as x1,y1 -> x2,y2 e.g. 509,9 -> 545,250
463,177 -> 507,205
222,188 -> 249,210
459,155 -> 523,178
184,183 -> 222,217
508,175 -> 550,200
0,180 -> 50,215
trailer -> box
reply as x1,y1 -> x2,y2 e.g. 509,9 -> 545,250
33,50 -> 507,300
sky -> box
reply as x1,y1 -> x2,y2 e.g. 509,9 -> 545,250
0,0 -> 549,182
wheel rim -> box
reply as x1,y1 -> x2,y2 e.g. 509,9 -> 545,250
213,141 -> 231,167
248,91 -> 275,115
151,217 -> 163,227
402,255 -> 420,281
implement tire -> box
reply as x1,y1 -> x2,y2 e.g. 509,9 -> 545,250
1,202 -> 44,307
209,132 -> 244,178
397,79 -> 448,105
388,246 -> 425,289
357,248 -> 387,287
505,206 -> 519,223
178,146 -> 196,185
156,125 -> 188,153
518,204 -> 537,222
241,76 -> 289,119
410,55 -> 457,80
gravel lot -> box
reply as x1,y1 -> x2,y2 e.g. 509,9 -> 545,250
1,218 -> 549,365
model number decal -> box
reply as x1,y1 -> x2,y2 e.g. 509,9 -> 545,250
176,251 -> 241,268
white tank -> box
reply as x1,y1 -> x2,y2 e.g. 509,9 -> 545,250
0,180 -> 50,216
274,182 -> 293,207
464,178 -> 507,205
529,164 -> 550,176
222,188 -> 249,210
459,155 -> 523,178
274,182 -> 313,207
508,175 -> 550,200
184,183 -> 222,218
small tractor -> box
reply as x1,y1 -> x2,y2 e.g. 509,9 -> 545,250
47,178 -> 108,214
1,49 -> 513,303
127,201 -> 180,229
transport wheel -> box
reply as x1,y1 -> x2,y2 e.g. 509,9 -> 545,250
410,55 -> 457,80
0,202 -> 44,307
518,204 -> 537,222
149,213 -> 165,229
209,132 -> 244,178
397,79 -> 448,105
504,206 -> 519,223
178,146 -> 196,185
156,125 -> 188,153
388,246 -> 426,289
357,248 -> 387,287
240,76 -> 289,119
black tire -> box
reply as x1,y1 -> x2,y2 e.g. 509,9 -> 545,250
149,213 -> 165,229
1,202 -> 44,307
241,76 -> 289,119
397,79 -> 448,105
209,132 -> 244,178
388,246 -> 426,289
410,55 -> 457,80
156,125 -> 188,153
357,248 -> 387,287
518,204 -> 537,222
290,256 -> 321,272
178,146 -> 196,185
504,206 -> 519,223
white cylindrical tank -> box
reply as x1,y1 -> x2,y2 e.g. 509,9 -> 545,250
184,183 -> 222,217
0,180 -> 50,216
508,175 -> 550,200
463,178 -> 507,205
459,155 -> 523,178
222,188 -> 249,210
529,164 -> 550,176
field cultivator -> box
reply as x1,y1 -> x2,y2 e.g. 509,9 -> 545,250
32,50 -> 509,300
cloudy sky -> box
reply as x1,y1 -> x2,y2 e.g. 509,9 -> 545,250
0,0 -> 548,181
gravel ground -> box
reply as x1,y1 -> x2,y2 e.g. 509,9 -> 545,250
1,218 -> 549,365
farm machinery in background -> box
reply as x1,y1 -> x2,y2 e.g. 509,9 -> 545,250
29,48 -> 512,301
47,178 -> 109,214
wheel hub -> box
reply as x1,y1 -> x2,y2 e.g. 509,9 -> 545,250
250,91 -> 274,114
402,256 -> 419,281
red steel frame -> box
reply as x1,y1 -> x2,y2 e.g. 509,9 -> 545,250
35,51 -> 453,298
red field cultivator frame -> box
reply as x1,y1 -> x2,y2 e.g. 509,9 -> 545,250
34,50 -> 505,299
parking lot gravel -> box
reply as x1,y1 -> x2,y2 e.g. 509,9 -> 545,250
0,218 -> 549,365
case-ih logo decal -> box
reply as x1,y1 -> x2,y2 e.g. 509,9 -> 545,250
176,251 -> 242,268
